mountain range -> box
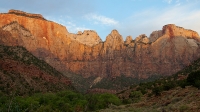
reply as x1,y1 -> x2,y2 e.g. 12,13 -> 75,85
0,9 -> 200,92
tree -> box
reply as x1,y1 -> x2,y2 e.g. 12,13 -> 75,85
187,71 -> 200,89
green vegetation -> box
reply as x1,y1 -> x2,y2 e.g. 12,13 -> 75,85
0,91 -> 121,112
1,40 -> 200,111
132,76 -> 189,97
130,69 -> 200,97
116,57 -> 200,110
179,105 -> 189,112
0,45 -> 122,111
129,91 -> 142,103
86,93 -> 121,111
187,71 -> 200,89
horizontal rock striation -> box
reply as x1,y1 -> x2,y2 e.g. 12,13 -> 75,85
8,9 -> 45,20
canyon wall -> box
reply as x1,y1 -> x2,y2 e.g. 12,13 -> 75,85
1,10 -> 200,81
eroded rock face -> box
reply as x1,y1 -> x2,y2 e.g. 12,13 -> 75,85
104,30 -> 124,50
162,24 -> 199,40
135,34 -> 149,44
0,10 -> 200,82
125,36 -> 133,45
68,30 -> 102,46
149,30 -> 163,43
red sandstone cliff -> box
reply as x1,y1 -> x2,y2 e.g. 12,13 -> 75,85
0,10 -> 200,82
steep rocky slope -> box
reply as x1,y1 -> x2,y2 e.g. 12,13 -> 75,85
0,45 -> 74,95
0,10 -> 200,92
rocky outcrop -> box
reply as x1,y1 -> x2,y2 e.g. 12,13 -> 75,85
149,30 -> 163,43
125,36 -> 133,45
162,24 -> 199,40
0,10 -> 200,91
68,30 -> 102,46
8,9 -> 45,20
135,34 -> 149,44
104,30 -> 124,50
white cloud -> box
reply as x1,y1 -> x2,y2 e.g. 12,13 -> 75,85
46,16 -> 90,33
118,3 -> 200,39
84,13 -> 118,26
63,22 -> 90,33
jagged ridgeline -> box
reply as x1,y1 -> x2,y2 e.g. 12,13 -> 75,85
1,9 -> 200,93
0,45 -> 75,96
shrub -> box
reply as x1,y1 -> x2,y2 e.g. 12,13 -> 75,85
152,86 -> 163,96
163,81 -> 175,91
122,99 -> 132,104
86,93 -> 121,111
177,80 -> 188,88
129,91 -> 142,103
187,71 -> 200,89
179,105 -> 189,112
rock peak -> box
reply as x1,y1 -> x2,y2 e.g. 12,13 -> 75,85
106,29 -> 123,41
110,29 -> 120,36
162,24 -> 200,41
149,24 -> 200,43
104,29 -> 124,50
125,36 -> 133,45
69,30 -> 102,46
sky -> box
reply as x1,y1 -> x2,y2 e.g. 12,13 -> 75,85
0,0 -> 200,41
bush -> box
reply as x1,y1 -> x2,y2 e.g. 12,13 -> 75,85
0,90 -> 89,112
136,86 -> 147,94
163,81 -> 175,91
122,99 -> 132,104
187,71 -> 200,89
177,80 -> 188,88
129,91 -> 142,103
179,105 -> 189,112
86,93 -> 121,111
152,86 -> 163,96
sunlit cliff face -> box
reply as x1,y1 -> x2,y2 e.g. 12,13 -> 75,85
0,10 -> 200,80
